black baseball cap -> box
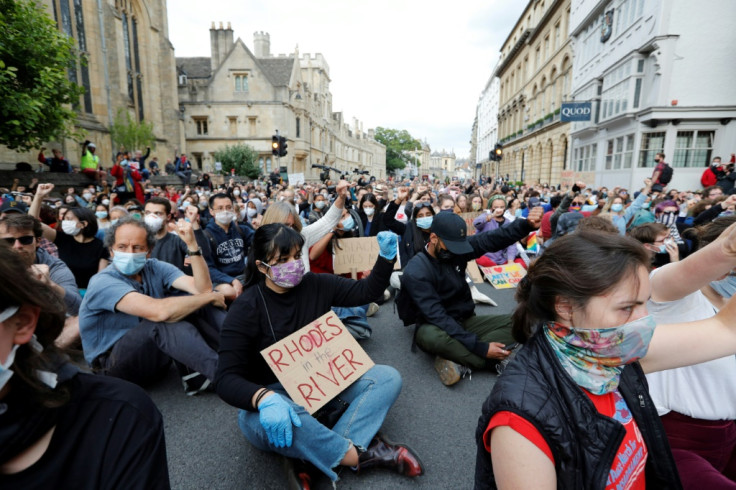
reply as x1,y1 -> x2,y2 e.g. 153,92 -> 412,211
0,200 -> 28,214
430,212 -> 473,255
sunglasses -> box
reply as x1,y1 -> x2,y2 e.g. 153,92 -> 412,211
2,235 -> 34,245
414,202 -> 433,209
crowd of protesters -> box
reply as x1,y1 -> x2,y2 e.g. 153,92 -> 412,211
2,143 -> 736,489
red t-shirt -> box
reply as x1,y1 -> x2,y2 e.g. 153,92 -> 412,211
484,390 -> 647,490
540,210 -> 555,239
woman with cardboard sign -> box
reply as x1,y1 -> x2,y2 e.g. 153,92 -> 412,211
215,224 -> 423,488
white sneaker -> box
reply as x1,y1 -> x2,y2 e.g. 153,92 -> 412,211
366,302 -> 379,317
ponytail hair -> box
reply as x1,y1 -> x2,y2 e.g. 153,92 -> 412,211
512,231 -> 650,343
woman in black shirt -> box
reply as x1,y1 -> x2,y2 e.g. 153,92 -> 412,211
215,224 -> 423,487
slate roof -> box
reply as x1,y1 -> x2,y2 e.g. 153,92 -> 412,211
258,58 -> 294,86
176,57 -> 211,78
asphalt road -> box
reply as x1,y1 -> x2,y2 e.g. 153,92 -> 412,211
147,282 -> 519,489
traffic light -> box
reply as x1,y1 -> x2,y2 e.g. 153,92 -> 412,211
278,136 -> 288,157
271,135 -> 279,156
494,143 -> 503,161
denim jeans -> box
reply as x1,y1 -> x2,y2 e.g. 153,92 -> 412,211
238,364 -> 402,481
332,305 -> 371,340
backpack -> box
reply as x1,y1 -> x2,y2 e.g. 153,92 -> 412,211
659,164 -> 673,185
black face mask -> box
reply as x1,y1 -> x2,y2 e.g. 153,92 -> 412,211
436,246 -> 454,263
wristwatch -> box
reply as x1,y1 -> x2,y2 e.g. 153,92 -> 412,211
187,249 -> 202,256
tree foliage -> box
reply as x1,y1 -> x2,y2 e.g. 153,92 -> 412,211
214,144 -> 260,179
110,108 -> 156,152
374,127 -> 423,173
0,0 -> 85,151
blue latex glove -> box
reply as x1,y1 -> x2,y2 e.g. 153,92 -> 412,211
377,231 -> 398,260
258,393 -> 302,447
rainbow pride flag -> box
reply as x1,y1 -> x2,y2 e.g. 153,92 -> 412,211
526,233 -> 539,253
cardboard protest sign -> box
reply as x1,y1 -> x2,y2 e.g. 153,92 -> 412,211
458,212 -> 482,236
260,311 -> 375,414
333,236 -> 401,275
466,260 -> 484,283
480,263 -> 527,289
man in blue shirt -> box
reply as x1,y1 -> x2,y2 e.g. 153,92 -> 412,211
79,217 -> 226,393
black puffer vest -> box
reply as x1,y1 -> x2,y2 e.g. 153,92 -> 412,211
474,331 -> 682,489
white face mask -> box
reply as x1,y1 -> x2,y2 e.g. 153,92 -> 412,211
144,214 -> 165,232
215,211 -> 235,225
102,199 -> 110,206
364,207 -> 375,216
247,208 -> 258,218
61,220 -> 81,236
82,193 -> 93,201
233,190 -> 241,196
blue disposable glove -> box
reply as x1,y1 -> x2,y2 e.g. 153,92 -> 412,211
377,231 -> 398,260
258,393 -> 302,448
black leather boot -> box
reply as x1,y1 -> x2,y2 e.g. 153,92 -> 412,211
356,433 -> 424,477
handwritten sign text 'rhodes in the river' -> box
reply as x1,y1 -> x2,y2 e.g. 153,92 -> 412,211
260,311 -> 375,414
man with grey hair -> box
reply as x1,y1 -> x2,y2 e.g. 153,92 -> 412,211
79,217 -> 226,394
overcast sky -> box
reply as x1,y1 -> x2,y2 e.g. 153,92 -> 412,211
168,1 -> 527,159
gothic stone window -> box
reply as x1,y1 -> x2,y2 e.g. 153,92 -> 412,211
116,1 -> 144,120
52,0 -> 92,113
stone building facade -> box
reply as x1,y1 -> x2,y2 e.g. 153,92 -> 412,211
0,0 -> 182,168
176,26 -> 385,180
429,150 -> 457,179
495,0 -> 573,185
475,64 -> 501,179
569,0 -> 736,191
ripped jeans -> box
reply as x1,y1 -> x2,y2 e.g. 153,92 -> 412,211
237,365 -> 402,481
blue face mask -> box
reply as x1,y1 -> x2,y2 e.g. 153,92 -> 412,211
95,211 -> 108,219
657,244 -> 667,254
112,251 -> 147,275
711,274 -> 736,299
415,216 -> 433,229
611,203 -> 624,213
340,216 -> 355,230
581,204 -> 598,213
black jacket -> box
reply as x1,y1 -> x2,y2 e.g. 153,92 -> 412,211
356,209 -> 386,237
401,218 -> 533,358
474,331 -> 682,490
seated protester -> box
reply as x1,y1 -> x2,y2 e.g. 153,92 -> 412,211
356,193 -> 387,237
0,248 -> 170,489
261,180 -> 349,273
694,194 -> 736,226
215,225 -> 423,487
243,197 -> 263,226
575,215 -> 619,235
383,186 -> 436,266
473,195 -> 525,268
30,184 -> 109,292
0,214 -> 82,348
539,195 -> 563,242
309,208 -> 377,340
148,156 -> 161,176
504,197 -> 522,222
307,192 -> 328,224
454,194 -> 470,214
402,209 -> 544,385
437,194 -> 456,212
653,199 -> 688,255
94,202 -> 112,240
474,231 -> 736,490
203,193 -> 255,300
108,205 -> 129,226
520,192 -> 552,218
626,192 -> 656,231
144,197 -> 210,276
601,178 -> 651,235
469,194 -> 485,214
79,218 -> 227,393
640,217 -> 736,489
37,147 -> 71,173
629,222 -> 680,268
